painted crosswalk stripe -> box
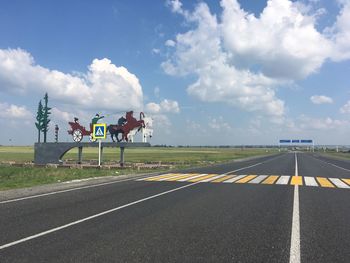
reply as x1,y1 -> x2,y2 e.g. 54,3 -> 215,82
164,174 -> 194,181
211,175 -> 235,183
222,175 -> 247,183
249,175 -> 268,184
200,174 -> 226,182
188,174 -> 218,182
342,178 -> 350,186
139,173 -> 175,181
275,175 -> 290,185
290,176 -> 303,186
316,177 -> 335,188
262,175 -> 279,185
144,173 -> 180,181
236,175 -> 257,184
177,174 -> 206,182
304,177 -> 319,187
328,178 -> 349,189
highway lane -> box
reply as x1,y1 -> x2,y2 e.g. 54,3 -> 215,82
298,153 -> 350,263
0,152 -> 349,262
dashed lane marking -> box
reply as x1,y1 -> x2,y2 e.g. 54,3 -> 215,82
138,173 -> 350,190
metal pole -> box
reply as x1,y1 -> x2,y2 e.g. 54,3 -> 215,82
78,146 -> 83,164
120,147 -> 125,167
98,140 -> 101,166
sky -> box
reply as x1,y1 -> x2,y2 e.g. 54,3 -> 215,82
1,0 -> 350,146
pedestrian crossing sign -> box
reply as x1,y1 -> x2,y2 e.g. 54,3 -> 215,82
93,123 -> 107,139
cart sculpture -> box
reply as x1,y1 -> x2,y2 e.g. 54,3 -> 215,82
67,118 -> 96,143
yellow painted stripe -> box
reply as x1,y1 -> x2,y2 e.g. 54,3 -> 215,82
262,175 -> 280,185
290,176 -> 303,185
341,178 -> 350,186
316,177 -> 335,188
211,175 -> 235,183
188,174 -> 218,182
166,174 -> 199,182
145,173 -> 180,181
235,175 -> 257,184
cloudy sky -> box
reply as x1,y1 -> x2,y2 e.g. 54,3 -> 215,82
1,0 -> 350,145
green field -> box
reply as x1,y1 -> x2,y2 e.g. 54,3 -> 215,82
0,146 -> 277,191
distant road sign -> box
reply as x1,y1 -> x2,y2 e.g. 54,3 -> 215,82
280,140 -> 291,143
93,124 -> 107,139
301,140 -> 313,143
292,140 -> 300,143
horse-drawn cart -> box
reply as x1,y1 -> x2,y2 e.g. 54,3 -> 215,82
67,119 -> 96,142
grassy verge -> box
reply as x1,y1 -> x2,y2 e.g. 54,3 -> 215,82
0,146 -> 277,191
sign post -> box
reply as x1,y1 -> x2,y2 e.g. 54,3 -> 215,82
93,123 -> 107,167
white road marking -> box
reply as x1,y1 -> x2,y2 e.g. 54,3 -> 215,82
0,159 -> 269,250
200,174 -> 227,182
222,175 -> 246,183
0,175 -> 154,205
289,153 -> 300,263
275,175 -> 290,185
329,178 -> 350,189
304,176 -> 319,187
177,174 -> 207,182
0,181 -> 201,250
248,175 -> 267,184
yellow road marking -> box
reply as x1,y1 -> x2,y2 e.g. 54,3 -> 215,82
316,177 -> 335,188
188,174 -> 218,182
290,176 -> 303,185
145,173 -> 180,181
235,175 -> 257,184
211,175 -> 235,183
166,174 -> 199,182
262,175 -> 279,184
341,178 -> 350,186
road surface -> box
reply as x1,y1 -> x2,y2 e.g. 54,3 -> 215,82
0,152 -> 349,262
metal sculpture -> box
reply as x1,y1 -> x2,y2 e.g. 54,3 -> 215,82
67,118 -> 96,142
68,111 -> 146,143
107,111 -> 145,142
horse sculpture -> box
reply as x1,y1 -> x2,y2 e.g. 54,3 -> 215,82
107,111 -> 145,142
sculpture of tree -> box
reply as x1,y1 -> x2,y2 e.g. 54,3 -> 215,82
35,100 -> 44,143
41,93 -> 51,143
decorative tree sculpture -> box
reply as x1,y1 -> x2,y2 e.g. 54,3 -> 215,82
41,93 -> 51,143
35,100 -> 44,143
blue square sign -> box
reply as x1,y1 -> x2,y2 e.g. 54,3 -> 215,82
93,123 -> 107,139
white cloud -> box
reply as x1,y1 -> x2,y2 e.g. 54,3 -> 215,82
162,1 -> 285,117
310,95 -> 333,104
152,48 -> 160,54
165,39 -> 176,47
163,0 -> 350,119
208,116 -> 232,131
0,48 -> 143,111
0,102 -> 32,120
146,99 -> 180,114
326,1 -> 350,61
340,100 -> 350,113
298,115 -> 349,130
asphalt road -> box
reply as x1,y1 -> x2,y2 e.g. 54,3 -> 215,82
0,152 -> 349,262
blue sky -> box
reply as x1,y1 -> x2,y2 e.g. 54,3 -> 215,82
1,0 -> 350,146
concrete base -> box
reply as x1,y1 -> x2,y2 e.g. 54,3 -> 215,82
34,142 -> 150,165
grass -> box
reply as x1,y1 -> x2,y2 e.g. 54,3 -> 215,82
0,146 -> 277,191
